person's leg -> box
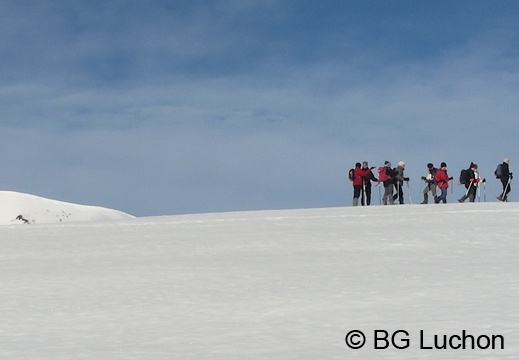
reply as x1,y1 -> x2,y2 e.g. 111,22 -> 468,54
458,184 -> 472,202
421,184 -> 429,204
353,186 -> 361,206
384,185 -> 393,205
468,186 -> 477,202
431,184 -> 437,198
441,188 -> 448,203
365,186 -> 372,206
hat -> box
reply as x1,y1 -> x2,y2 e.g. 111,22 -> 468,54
355,162 -> 361,168
440,162 -> 447,168
398,161 -> 405,167
427,163 -> 434,168
504,158 -> 510,164
470,162 -> 478,169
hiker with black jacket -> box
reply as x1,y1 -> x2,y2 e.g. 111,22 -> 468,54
497,158 -> 513,202
458,163 -> 480,203
360,161 -> 378,206
393,161 -> 409,204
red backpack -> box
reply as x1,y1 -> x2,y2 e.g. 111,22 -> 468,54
378,167 -> 391,182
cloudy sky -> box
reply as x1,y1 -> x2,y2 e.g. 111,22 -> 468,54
1,0 -> 519,216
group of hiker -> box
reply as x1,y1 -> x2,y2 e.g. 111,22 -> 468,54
349,158 -> 513,206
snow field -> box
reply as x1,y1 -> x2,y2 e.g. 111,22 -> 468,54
1,202 -> 519,359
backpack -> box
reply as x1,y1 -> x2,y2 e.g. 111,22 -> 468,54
426,168 -> 437,184
348,168 -> 355,181
495,164 -> 502,179
378,167 -> 391,182
459,169 -> 470,185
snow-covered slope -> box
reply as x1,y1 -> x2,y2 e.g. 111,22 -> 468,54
1,203 -> 518,359
0,191 -> 133,225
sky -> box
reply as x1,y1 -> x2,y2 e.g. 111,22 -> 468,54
1,0 -> 519,216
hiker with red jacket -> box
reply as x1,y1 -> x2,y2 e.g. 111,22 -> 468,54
380,161 -> 397,205
352,162 -> 370,206
434,162 -> 452,203
360,161 -> 377,206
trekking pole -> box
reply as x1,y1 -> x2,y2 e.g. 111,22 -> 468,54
501,176 -> 512,202
465,181 -> 473,197
406,181 -> 413,204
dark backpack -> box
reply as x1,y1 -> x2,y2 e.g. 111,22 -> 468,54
459,169 -> 470,185
348,168 -> 355,181
495,164 -> 502,179
378,167 -> 391,182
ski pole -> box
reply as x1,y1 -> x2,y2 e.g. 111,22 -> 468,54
501,176 -> 512,201
406,181 -> 413,204
465,181 -> 473,197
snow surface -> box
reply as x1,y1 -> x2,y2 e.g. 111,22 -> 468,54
0,191 -> 134,225
1,200 -> 519,359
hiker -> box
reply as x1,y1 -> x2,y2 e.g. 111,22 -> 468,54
458,163 -> 480,203
352,162 -> 370,206
434,162 -> 452,203
420,163 -> 437,204
380,161 -> 396,205
360,161 -> 378,206
497,158 -> 513,202
392,161 -> 409,204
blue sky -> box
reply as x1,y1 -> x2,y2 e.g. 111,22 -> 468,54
1,0 -> 519,216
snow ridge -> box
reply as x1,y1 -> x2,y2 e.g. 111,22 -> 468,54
0,191 -> 133,225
